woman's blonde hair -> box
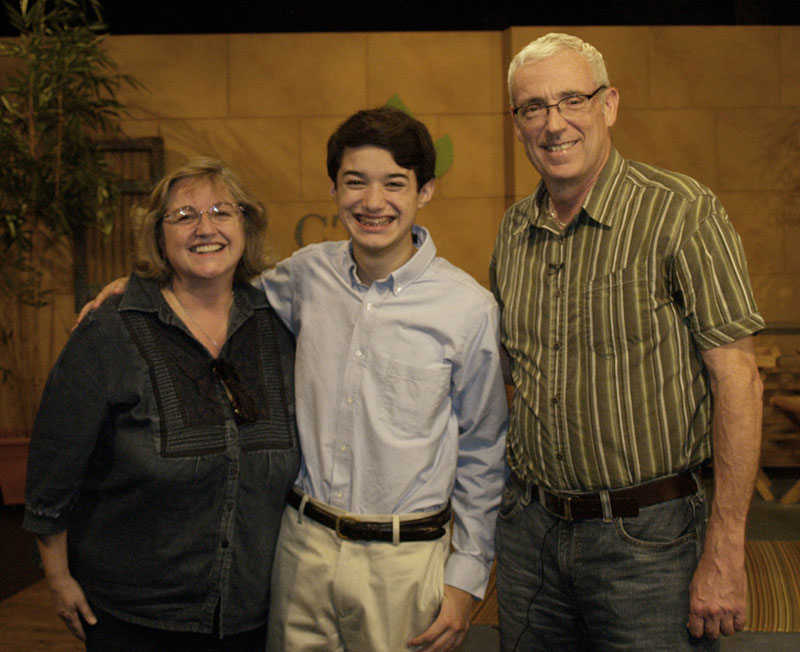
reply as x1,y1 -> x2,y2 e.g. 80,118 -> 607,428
133,156 -> 271,284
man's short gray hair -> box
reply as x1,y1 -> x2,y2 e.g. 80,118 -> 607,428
507,33 -> 610,102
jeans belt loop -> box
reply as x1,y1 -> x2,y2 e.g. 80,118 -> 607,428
392,515 -> 400,546
537,486 -> 547,513
518,477 -> 532,506
562,495 -> 572,520
599,490 -> 613,523
690,469 -> 704,500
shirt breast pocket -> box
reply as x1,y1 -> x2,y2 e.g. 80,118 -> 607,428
377,357 -> 451,436
583,265 -> 654,359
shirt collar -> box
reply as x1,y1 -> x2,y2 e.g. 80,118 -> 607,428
119,274 -> 265,334
581,147 -> 626,228
344,224 -> 436,294
513,147 -> 626,236
118,274 -> 163,313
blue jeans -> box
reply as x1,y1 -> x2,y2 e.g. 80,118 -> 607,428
495,475 -> 720,652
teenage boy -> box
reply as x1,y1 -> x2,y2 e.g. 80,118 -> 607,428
260,108 -> 507,652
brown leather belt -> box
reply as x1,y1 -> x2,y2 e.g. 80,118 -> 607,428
287,489 -> 452,542
512,470 -> 698,520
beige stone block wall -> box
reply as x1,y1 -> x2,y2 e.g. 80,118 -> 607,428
108,35 -> 231,119
9,24 -> 798,308
4,26 -> 800,430
112,30 -> 507,285
649,27 -> 781,108
109,26 -> 800,312
229,33 -> 369,118
366,32 -> 504,114
613,109 -> 718,188
106,25 -> 800,335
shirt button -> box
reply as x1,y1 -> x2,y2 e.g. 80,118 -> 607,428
335,491 -> 343,499
554,289 -> 563,297
551,396 -> 559,405
366,303 -> 373,311
396,285 -> 403,293
346,396 -> 353,404
556,453 -> 564,461
221,539 -> 229,548
340,445 -> 348,453
354,350 -> 363,358
553,342 -> 561,351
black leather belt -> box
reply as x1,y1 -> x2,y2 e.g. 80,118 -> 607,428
512,470 -> 698,520
287,489 -> 452,542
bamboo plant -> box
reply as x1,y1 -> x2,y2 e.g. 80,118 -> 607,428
0,0 -> 137,433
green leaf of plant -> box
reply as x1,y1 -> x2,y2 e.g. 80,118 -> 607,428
434,135 -> 453,178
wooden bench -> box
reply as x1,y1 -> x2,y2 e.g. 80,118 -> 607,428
768,394 -> 800,504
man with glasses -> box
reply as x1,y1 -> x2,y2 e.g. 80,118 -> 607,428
491,32 -> 764,651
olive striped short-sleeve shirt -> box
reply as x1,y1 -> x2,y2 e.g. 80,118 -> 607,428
490,149 -> 765,491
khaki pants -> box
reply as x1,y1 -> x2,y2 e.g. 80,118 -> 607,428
267,498 -> 450,652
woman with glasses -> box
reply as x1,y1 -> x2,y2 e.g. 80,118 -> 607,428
24,157 -> 299,652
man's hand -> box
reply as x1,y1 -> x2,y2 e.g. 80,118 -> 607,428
688,337 -> 762,639
73,277 -> 129,328
687,529 -> 747,639
407,584 -> 473,651
47,572 -> 97,641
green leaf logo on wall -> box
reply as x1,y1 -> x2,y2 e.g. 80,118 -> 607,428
385,94 -> 454,178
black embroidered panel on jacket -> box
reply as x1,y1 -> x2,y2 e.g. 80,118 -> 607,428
120,305 -> 295,458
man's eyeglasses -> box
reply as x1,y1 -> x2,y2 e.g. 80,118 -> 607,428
163,203 -> 244,228
210,359 -> 258,424
513,86 -> 607,125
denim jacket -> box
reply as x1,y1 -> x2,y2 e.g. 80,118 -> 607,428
24,275 -> 300,636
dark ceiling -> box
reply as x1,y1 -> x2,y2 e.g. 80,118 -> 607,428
1,0 -> 798,37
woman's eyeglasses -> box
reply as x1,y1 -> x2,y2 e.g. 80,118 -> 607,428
163,203 -> 244,228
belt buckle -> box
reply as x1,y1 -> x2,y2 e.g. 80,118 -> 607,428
334,514 -> 356,540
540,487 -> 572,520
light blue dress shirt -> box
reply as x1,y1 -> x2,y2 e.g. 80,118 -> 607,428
256,225 -> 508,598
